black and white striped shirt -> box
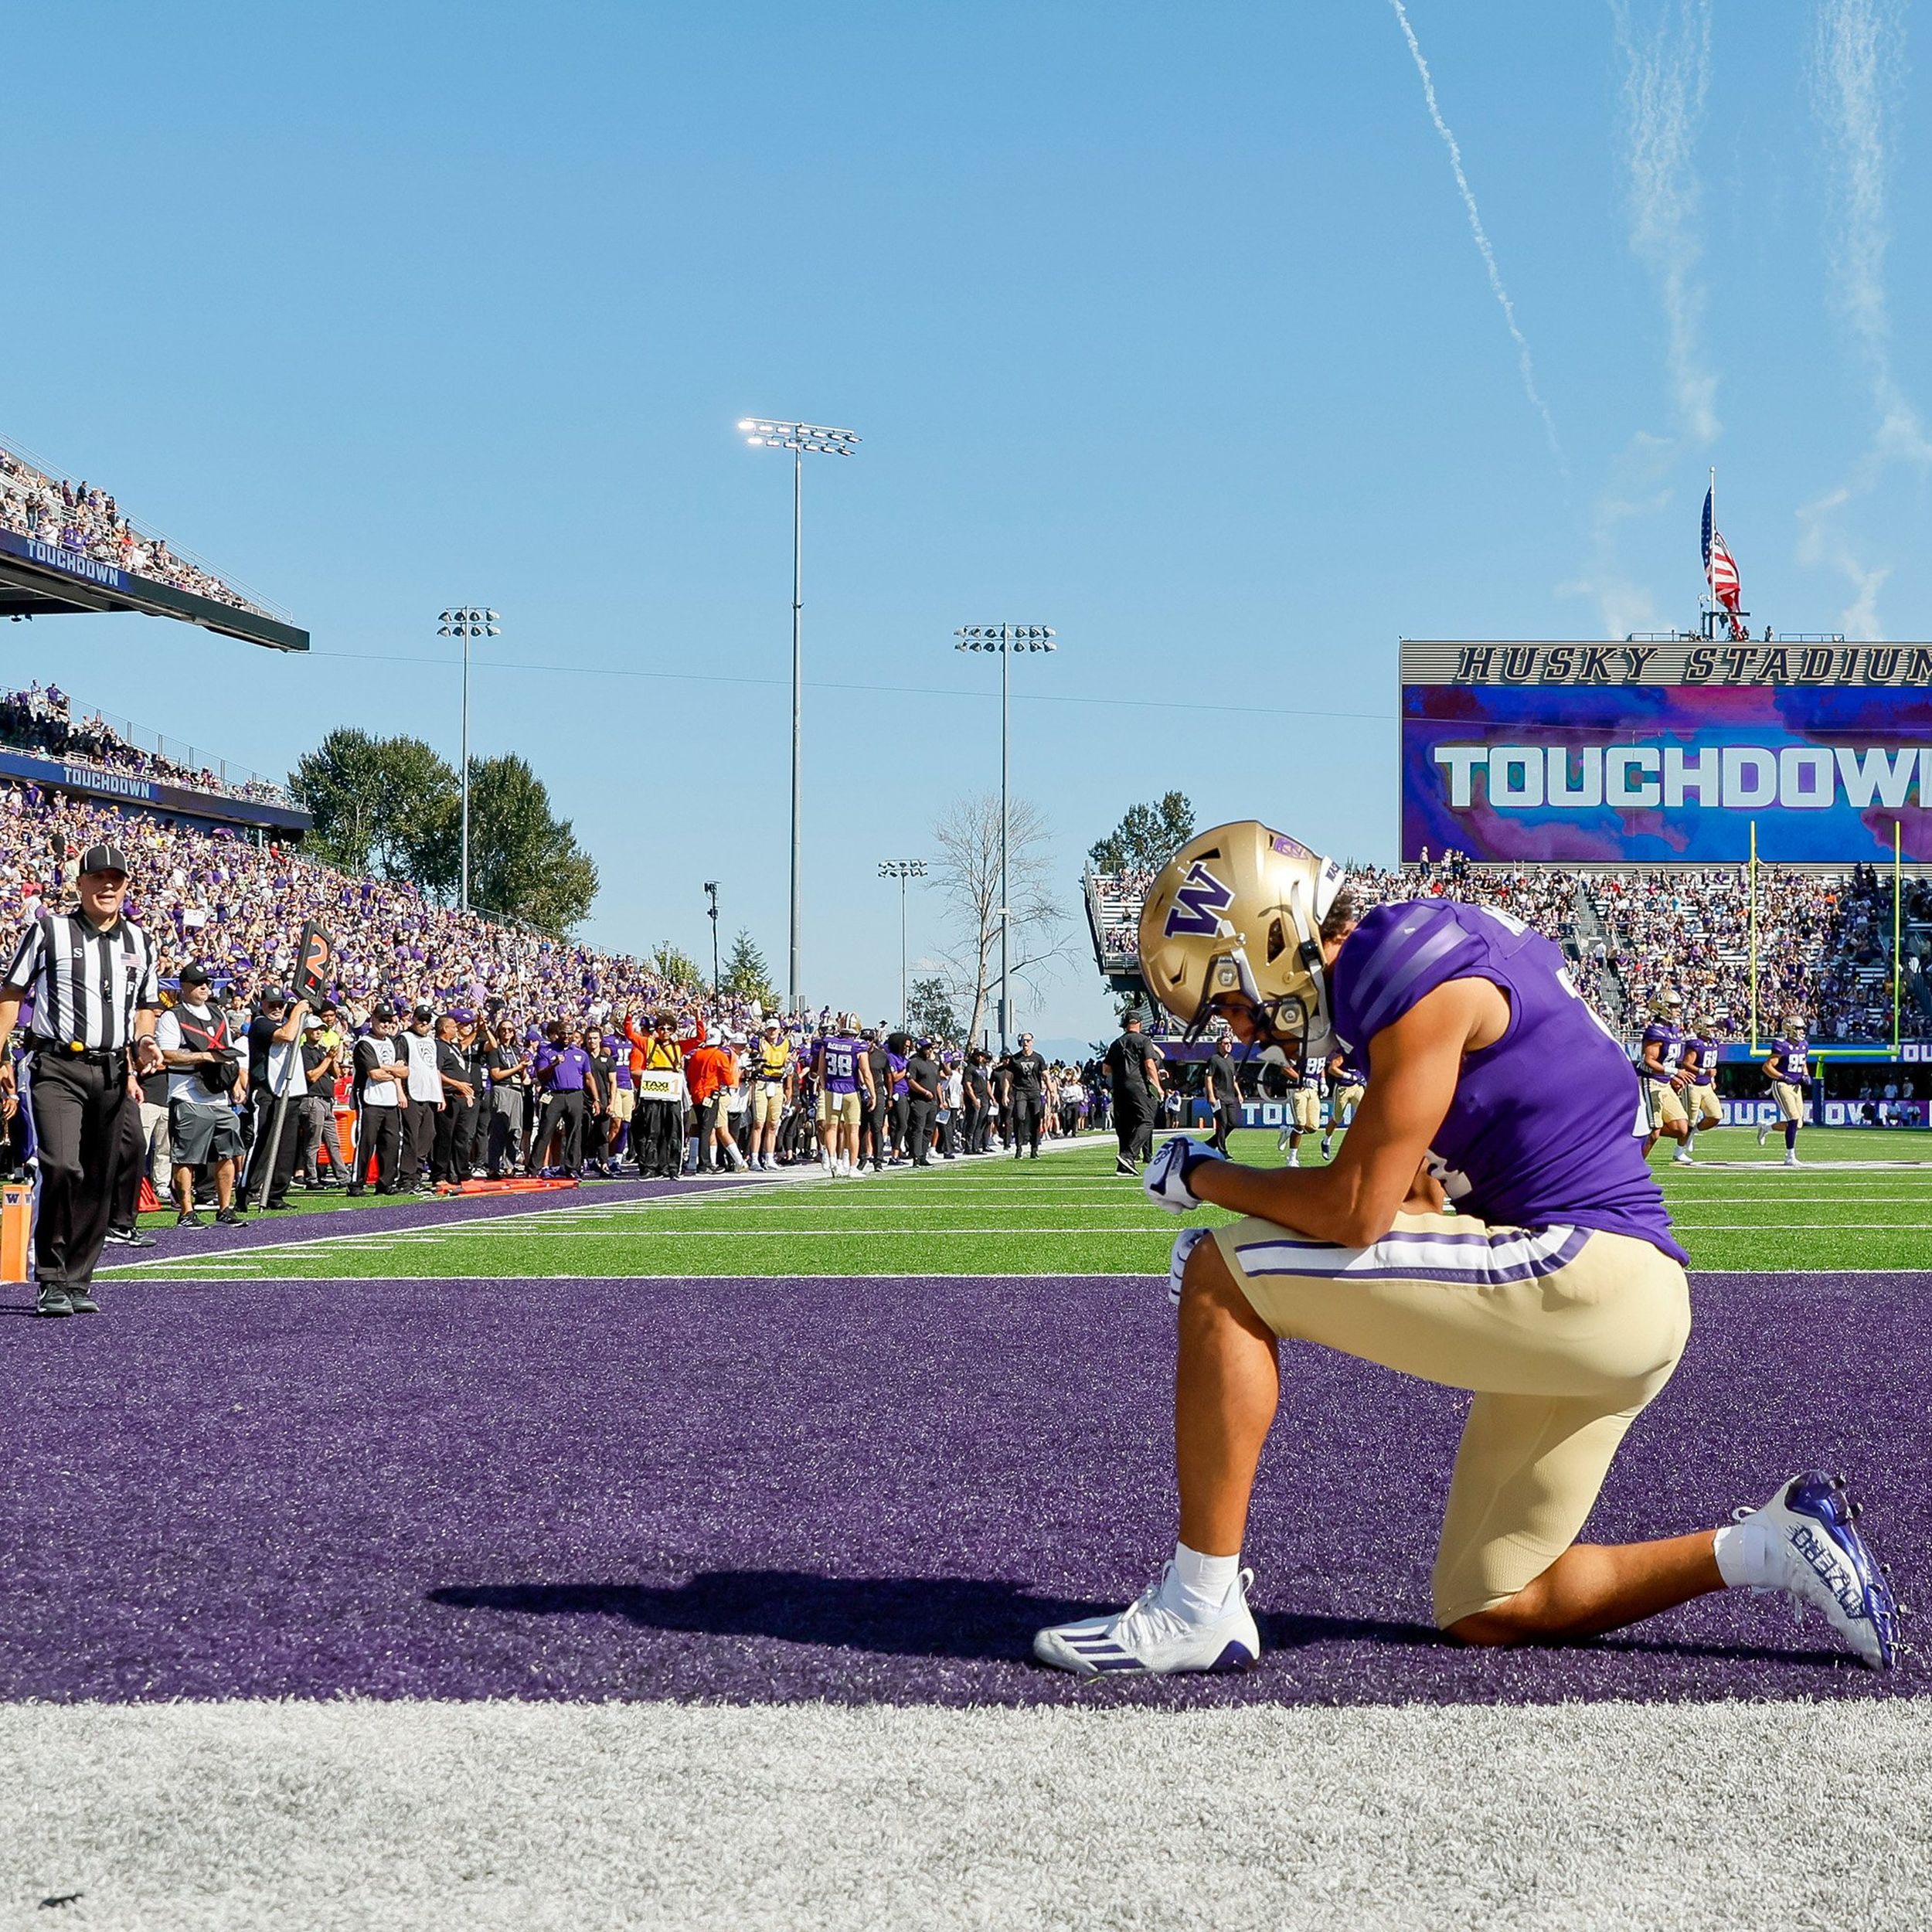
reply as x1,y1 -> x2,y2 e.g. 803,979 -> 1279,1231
2,910 -> 161,1053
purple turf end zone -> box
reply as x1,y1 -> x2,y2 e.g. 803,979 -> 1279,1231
1,1268 -> 1927,1709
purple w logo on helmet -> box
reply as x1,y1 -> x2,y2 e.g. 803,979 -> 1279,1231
1162,861 -> 1235,938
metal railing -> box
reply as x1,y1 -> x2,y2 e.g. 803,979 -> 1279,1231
0,688 -> 292,804
0,430 -> 291,622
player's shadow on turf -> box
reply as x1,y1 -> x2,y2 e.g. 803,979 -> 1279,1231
429,1572 -> 1438,1661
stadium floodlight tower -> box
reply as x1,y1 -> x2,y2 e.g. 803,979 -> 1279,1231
877,859 -> 928,1031
738,417 -> 860,1017
953,625 -> 1056,1051
437,607 -> 500,914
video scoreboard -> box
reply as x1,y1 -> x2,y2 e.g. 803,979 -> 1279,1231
1401,639 -> 1932,865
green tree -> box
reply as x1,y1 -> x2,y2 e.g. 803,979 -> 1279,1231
721,929 -> 779,1008
906,975 -> 960,1043
651,943 -> 706,990
289,729 -> 458,881
453,753 -> 599,937
1087,791 -> 1196,872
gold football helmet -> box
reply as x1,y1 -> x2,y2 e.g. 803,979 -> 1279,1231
1137,821 -> 1348,1044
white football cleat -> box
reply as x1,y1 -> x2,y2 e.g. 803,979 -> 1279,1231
1757,1124 -> 1772,1148
1741,1472 -> 1900,1668
1784,1151 -> 1800,1167
1673,1148 -> 1695,1165
1033,1563 -> 1260,1678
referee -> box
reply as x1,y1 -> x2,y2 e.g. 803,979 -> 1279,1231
0,842 -> 163,1317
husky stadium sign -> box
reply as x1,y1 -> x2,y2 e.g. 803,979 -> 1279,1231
1400,639 -> 1932,865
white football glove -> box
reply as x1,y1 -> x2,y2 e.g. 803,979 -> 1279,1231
1144,1134 -> 1226,1214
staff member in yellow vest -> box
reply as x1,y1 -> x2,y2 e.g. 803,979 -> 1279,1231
625,1011 -> 700,1180
0,842 -> 165,1317
747,1018 -> 794,1172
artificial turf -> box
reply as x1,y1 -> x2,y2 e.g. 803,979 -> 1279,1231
105,1126 -> 1932,1280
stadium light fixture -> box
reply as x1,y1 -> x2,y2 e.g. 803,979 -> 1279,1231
438,606 -> 502,916
877,859 -> 928,1032
738,416 -> 862,1017
951,625 -> 1058,1049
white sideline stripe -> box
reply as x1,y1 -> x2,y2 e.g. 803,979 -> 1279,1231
1667,1159 -> 1932,1172
1,1702 -> 1926,1932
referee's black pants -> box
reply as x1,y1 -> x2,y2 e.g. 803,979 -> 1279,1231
26,1052 -> 126,1290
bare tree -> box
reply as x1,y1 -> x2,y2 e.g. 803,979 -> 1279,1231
930,792 -> 1070,1045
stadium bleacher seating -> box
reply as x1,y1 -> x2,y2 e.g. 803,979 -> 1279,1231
1083,852 -> 1932,1043
0,780 -> 781,1037
0,445 -> 267,615
0,685 -> 294,808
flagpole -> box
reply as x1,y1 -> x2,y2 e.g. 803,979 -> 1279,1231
1707,464 -> 1716,638
1748,818 -> 1758,1051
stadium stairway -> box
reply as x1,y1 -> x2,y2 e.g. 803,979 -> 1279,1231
1569,879 -> 1629,1024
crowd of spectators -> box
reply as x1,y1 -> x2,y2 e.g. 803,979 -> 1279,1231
1084,848 -> 1932,1043
1584,864 -> 1930,1042
0,448 -> 267,615
0,685 -> 294,808
0,781 -> 767,1040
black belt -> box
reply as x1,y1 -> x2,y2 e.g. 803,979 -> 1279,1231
29,1041 -> 122,1066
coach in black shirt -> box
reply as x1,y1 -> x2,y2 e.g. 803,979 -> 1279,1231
1204,1035 -> 1243,1155
1006,1033 -> 1047,1160
1106,1012 -> 1163,1175
905,1040 -> 941,1167
0,842 -> 163,1315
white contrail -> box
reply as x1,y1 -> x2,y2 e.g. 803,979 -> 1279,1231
1803,0 -> 1928,635
1813,0 -> 1930,468
1611,0 -> 1717,444
1386,0 -> 1562,461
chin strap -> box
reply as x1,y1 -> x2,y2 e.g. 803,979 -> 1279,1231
1281,887 -> 1332,1050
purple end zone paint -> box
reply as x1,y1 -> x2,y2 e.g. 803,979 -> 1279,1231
0,1271 -> 1923,1708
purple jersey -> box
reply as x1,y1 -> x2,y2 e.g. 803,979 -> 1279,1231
1769,1038 -> 1811,1084
1679,1036 -> 1715,1087
1639,1020 -> 1683,1083
1330,900 -> 1687,1264
817,1034 -> 862,1094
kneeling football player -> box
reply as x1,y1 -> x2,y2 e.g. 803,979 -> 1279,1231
1033,823 -> 1898,1675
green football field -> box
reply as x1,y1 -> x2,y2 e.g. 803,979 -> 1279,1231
110,1126 -> 1932,1281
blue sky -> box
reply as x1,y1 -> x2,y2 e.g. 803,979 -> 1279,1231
9,1 -> 1929,1043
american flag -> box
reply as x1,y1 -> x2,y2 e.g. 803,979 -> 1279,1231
1701,485 -> 1745,639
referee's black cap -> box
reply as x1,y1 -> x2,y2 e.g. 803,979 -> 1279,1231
78,842 -> 131,877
